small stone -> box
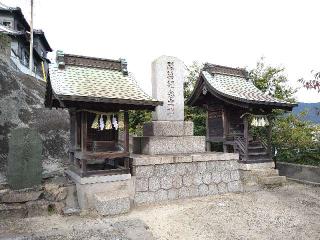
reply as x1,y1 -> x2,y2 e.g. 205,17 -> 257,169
154,165 -> 166,177
176,163 -> 187,175
172,175 -> 183,189
185,163 -> 197,175
148,177 -> 160,192
155,189 -> 168,202
216,162 -> 226,172
197,162 -> 207,174
178,187 -> 190,199
182,175 -> 193,187
44,184 -> 68,202
165,164 -> 176,175
193,173 -> 203,186
136,178 -> 149,192
202,173 -> 212,185
206,161 -> 217,172
218,182 -> 228,194
135,192 -> 155,205
26,200 -> 50,217
135,166 -> 154,178
211,172 -> 222,184
228,181 -> 243,192
199,184 -> 209,196
161,176 -> 173,190
168,188 -> 178,200
230,170 -> 240,181
189,186 -> 199,197
221,171 -> 231,183
208,184 -> 218,195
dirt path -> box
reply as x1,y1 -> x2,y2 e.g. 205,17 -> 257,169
0,182 -> 319,240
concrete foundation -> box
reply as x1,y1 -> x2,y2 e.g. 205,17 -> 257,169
143,121 -> 194,136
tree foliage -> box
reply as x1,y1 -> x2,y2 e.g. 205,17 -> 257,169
249,58 -> 319,166
128,110 -> 151,136
299,71 -> 320,93
184,62 -> 206,136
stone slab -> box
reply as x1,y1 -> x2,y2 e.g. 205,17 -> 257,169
131,152 -> 239,166
151,56 -> 185,121
277,162 -> 320,184
66,170 -> 131,185
133,136 -> 206,155
94,191 -> 130,216
143,121 -> 193,136
0,190 -> 42,203
7,128 -> 42,190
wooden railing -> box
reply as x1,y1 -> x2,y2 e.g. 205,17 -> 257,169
234,136 -> 247,161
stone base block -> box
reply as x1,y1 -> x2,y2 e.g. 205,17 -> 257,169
66,170 -> 133,210
143,121 -> 193,136
94,191 -> 130,216
133,135 -> 205,155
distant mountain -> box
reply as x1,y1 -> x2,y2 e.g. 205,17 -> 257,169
293,102 -> 320,124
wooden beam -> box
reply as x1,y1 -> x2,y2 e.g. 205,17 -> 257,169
222,107 -> 228,152
124,111 -> 129,153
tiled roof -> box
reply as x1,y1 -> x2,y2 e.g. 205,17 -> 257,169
48,53 -> 160,106
202,70 -> 292,106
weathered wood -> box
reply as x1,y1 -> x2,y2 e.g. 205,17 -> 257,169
243,115 -> 249,161
69,109 -> 76,163
81,111 -> 87,152
81,158 -> 87,175
222,108 -> 228,152
267,117 -> 273,158
124,111 -> 129,152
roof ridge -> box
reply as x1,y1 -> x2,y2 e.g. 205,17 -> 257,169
203,63 -> 248,79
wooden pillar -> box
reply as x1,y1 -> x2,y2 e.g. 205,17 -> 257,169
81,111 -> 87,152
243,115 -> 249,161
222,108 -> 228,152
80,111 -> 87,176
124,111 -> 130,170
205,110 -> 211,151
69,109 -> 76,164
124,111 -> 129,153
267,117 -> 273,158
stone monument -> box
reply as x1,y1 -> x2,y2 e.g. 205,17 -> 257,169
134,55 -> 205,154
131,56 -> 242,206
7,128 -> 42,190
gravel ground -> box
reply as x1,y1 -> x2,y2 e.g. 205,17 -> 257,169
0,181 -> 319,240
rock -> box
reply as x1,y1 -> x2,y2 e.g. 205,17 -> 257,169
0,190 -> 42,203
94,191 -> 130,216
0,203 -> 27,219
63,185 -> 80,215
135,178 -> 149,192
26,200 -> 50,217
44,183 -> 68,201
148,177 -> 160,192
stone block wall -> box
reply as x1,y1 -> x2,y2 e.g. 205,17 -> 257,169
132,153 -> 243,205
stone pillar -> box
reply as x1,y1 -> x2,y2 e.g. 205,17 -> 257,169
133,56 -> 205,155
151,56 -> 185,121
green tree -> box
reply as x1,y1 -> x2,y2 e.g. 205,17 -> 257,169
128,110 -> 151,136
249,58 -> 319,166
249,57 -> 297,102
184,62 -> 206,136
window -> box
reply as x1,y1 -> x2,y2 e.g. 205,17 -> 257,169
2,21 -> 12,28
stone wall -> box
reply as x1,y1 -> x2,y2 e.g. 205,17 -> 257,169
132,153 -> 243,205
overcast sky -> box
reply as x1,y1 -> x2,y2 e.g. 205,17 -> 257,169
3,0 -> 320,102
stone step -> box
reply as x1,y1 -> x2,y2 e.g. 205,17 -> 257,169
252,168 -> 279,177
94,190 -> 130,216
259,176 -> 286,186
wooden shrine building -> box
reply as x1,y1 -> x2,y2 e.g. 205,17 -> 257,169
187,64 -> 297,163
45,51 -> 162,176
